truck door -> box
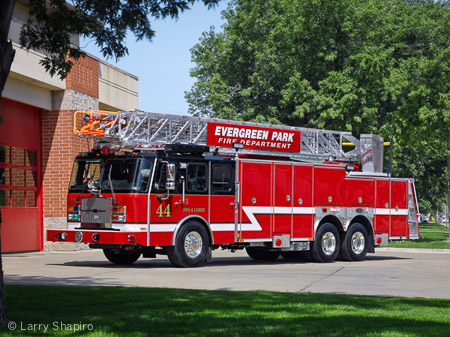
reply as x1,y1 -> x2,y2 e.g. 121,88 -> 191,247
375,180 -> 390,233
292,164 -> 314,238
239,160 -> 272,240
273,163 -> 292,234
390,180 -> 408,237
209,162 -> 235,244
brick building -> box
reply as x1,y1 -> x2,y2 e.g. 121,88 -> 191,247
0,0 -> 139,252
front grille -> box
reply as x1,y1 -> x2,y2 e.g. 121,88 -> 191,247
81,211 -> 112,224
80,197 -> 112,225
81,197 -> 111,211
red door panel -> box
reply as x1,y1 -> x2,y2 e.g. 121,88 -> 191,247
210,195 -> 235,244
345,178 -> 375,206
273,164 -> 292,234
375,180 -> 390,233
292,164 -> 313,238
239,161 -> 272,239
0,99 -> 41,252
390,180 -> 408,237
314,166 -> 345,205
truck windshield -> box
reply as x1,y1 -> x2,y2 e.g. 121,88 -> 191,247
101,159 -> 153,193
68,159 -> 102,190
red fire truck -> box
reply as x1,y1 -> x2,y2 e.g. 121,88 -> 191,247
47,110 -> 420,267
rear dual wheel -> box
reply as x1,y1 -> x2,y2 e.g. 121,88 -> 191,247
311,223 -> 340,263
340,223 -> 369,261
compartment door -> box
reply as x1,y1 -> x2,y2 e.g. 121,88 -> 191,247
273,163 -> 292,234
239,161 -> 272,239
375,180 -> 390,233
390,180 -> 408,237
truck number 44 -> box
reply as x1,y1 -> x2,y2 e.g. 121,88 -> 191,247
156,204 -> 171,218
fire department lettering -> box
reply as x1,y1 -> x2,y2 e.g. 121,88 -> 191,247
207,122 -> 301,153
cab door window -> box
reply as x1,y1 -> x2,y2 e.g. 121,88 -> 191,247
211,164 -> 233,194
186,163 -> 207,193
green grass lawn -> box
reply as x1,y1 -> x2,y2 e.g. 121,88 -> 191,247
386,222 -> 450,249
1,285 -> 449,336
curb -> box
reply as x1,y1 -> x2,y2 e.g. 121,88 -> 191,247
377,247 -> 450,254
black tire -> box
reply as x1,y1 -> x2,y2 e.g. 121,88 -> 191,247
246,247 -> 280,260
281,251 -> 302,259
340,223 -> 369,261
103,247 -> 141,265
166,221 -> 210,268
311,223 -> 340,263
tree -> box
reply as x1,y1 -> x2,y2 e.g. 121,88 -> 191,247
0,0 -> 221,326
186,0 -> 450,213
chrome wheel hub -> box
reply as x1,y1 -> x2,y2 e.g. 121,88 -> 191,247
321,232 -> 336,255
351,232 -> 365,254
184,231 -> 203,258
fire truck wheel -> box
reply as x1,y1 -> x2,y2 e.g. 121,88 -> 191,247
103,247 -> 141,265
311,223 -> 340,263
281,251 -> 313,261
245,247 -> 280,260
340,223 -> 369,261
280,251 -> 302,259
166,221 -> 210,268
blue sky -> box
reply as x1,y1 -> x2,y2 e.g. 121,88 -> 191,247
81,1 -> 231,115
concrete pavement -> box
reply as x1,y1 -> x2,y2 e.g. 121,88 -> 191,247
3,248 -> 450,299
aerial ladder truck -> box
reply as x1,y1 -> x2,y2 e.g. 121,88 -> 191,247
48,110 -> 420,267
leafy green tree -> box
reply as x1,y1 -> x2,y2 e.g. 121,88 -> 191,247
186,0 -> 450,213
0,0 -> 220,325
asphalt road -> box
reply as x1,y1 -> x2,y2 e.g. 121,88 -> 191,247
3,248 -> 450,299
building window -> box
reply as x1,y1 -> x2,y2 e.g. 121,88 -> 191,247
0,145 -> 38,208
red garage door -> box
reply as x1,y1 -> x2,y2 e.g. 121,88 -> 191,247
0,98 -> 41,252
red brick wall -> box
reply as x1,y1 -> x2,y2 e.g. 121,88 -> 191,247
41,110 -> 93,217
65,55 -> 99,99
41,54 -> 99,219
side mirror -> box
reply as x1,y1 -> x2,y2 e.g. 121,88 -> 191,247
165,163 -> 176,190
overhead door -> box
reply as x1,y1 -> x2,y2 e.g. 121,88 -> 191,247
0,99 -> 41,252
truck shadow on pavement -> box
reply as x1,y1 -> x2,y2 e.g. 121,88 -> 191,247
45,253 -> 410,269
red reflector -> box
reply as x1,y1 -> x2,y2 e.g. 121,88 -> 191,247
322,208 -> 327,213
377,237 -> 382,244
275,239 -> 282,246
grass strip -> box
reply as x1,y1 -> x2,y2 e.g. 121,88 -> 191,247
1,285 -> 449,336
386,222 -> 450,249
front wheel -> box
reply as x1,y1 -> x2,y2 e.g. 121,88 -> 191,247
340,223 -> 369,261
166,221 -> 210,268
311,223 -> 340,263
103,247 -> 141,265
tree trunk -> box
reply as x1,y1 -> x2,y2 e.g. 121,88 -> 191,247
0,0 -> 16,95
0,0 -> 17,326
0,209 -> 10,325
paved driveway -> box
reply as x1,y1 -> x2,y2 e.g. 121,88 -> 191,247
3,248 -> 450,299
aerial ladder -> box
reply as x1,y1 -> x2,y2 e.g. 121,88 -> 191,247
74,110 -> 384,172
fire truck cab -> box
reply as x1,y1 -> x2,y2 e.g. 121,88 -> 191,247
48,111 -> 420,267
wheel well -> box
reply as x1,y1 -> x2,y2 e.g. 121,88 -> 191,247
171,216 -> 214,246
315,215 -> 344,233
349,215 -> 374,253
